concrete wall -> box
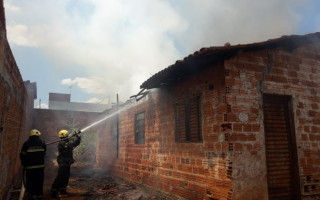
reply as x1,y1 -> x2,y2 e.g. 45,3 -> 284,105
97,41 -> 320,199
49,100 -> 111,112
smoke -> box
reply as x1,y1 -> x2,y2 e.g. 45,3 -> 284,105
5,0 -> 314,102
80,100 -> 136,132
86,97 -> 103,104
171,0 -> 304,50
61,77 -> 110,95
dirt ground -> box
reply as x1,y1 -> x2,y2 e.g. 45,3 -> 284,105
10,162 -> 182,200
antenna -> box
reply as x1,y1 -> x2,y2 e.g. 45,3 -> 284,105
69,85 -> 72,95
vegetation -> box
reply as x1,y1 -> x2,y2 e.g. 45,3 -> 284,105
66,116 -> 97,163
73,130 -> 97,163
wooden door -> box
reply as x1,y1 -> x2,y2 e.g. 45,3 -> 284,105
263,94 -> 300,200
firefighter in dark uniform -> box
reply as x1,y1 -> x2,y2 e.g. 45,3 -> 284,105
51,129 -> 81,198
20,129 -> 46,200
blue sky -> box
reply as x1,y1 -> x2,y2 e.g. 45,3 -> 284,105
4,0 -> 320,108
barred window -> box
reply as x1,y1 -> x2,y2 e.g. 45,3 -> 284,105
135,112 -> 145,144
175,96 -> 202,143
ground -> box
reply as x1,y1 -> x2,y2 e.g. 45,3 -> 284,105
10,162 -> 182,200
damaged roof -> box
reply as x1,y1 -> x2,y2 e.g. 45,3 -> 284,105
140,32 -> 320,90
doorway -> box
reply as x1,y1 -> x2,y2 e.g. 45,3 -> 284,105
263,94 -> 300,200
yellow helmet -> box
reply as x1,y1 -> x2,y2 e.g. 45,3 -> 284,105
58,130 -> 69,138
30,129 -> 41,136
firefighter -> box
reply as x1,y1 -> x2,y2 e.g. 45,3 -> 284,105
51,129 -> 81,198
20,129 -> 46,200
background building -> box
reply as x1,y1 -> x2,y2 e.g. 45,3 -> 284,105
48,92 -> 111,112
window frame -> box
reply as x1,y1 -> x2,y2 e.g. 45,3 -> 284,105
174,95 -> 202,143
134,111 -> 145,144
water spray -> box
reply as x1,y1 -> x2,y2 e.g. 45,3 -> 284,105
45,101 -> 134,145
45,88 -> 150,146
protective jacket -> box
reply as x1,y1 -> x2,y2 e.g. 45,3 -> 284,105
51,134 -> 81,197
20,136 -> 46,169
57,136 -> 81,165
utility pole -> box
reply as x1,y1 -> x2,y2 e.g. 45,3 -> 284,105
116,93 -> 119,158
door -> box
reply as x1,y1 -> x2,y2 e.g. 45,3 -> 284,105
263,94 -> 300,200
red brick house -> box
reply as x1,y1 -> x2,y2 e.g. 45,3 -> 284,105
97,32 -> 320,200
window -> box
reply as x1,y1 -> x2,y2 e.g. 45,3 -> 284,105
175,96 -> 202,142
135,112 -> 145,144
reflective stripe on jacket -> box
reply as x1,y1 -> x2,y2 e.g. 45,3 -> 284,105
20,136 -> 46,168
26,148 -> 45,153
25,164 -> 45,169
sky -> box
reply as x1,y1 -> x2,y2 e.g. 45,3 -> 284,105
4,0 -> 320,108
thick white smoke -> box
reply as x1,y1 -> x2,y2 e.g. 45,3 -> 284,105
5,0 -> 313,102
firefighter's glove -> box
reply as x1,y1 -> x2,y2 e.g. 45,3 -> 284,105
75,130 -> 81,138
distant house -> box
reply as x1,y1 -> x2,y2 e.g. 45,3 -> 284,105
48,92 -> 111,112
96,32 -> 320,200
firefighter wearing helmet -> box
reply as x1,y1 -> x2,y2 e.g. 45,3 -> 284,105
51,129 -> 81,198
20,129 -> 46,200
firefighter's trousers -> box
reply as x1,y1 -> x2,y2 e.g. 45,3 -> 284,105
25,168 -> 44,199
51,164 -> 71,193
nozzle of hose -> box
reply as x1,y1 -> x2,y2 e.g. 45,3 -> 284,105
74,130 -> 81,137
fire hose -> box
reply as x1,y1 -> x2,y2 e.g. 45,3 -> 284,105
45,100 -> 130,146
18,131 -> 81,198
18,168 -> 26,200
46,130 -> 81,145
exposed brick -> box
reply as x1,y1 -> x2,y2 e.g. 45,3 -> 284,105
233,123 -> 242,132
301,134 -> 309,141
234,143 -> 243,151
0,22 -> 33,199
91,35 -> 320,200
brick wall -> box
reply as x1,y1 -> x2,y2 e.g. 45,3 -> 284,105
97,64 -> 234,200
0,3 -> 32,198
97,41 -> 320,200
223,50 -> 269,200
224,43 -> 320,200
